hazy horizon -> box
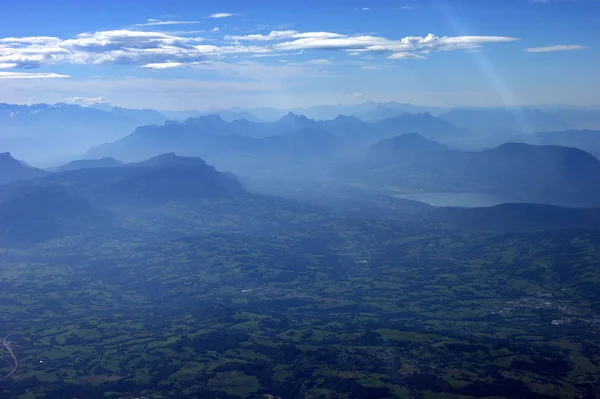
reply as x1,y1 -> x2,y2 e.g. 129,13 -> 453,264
2,100 -> 600,113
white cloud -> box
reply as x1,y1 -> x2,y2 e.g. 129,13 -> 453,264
271,33 -> 518,59
226,30 -> 345,41
273,35 -> 387,51
141,61 -> 186,69
0,37 -> 69,68
362,7 -> 370,11
0,28 -> 519,71
524,44 -> 584,52
353,93 -> 363,96
207,13 -> 233,19
388,53 -> 427,59
134,19 -> 200,27
0,71 -> 70,79
212,27 -> 220,33
361,65 -> 382,70
70,96 -> 110,103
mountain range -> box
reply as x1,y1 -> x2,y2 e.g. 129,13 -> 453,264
2,150 -> 600,245
84,112 -> 466,169
2,99 -> 600,226
81,113 -> 600,207
2,100 -> 600,166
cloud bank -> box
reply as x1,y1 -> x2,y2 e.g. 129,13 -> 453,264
0,27 -> 519,75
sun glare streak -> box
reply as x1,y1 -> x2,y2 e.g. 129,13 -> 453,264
433,1 -> 534,134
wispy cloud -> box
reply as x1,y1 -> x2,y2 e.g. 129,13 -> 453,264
0,71 -> 70,79
206,13 -> 233,19
524,44 -> 584,52
161,30 -> 206,36
134,19 -> 200,27
362,65 -> 382,70
305,59 -> 334,65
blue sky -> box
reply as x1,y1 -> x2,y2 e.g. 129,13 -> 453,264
0,0 -> 598,110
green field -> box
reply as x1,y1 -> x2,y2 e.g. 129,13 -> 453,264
1,199 -> 600,399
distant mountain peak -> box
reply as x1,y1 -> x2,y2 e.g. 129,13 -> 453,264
492,142 -> 575,153
134,152 -> 209,168
280,111 -> 310,121
333,114 -> 361,122
203,113 -> 225,121
371,133 -> 448,153
185,114 -> 226,125
0,152 -> 22,166
55,157 -> 124,172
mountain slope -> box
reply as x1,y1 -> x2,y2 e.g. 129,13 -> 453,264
0,186 -> 112,244
505,129 -> 600,159
0,152 -> 47,184
55,157 -> 124,172
103,163 -> 246,203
